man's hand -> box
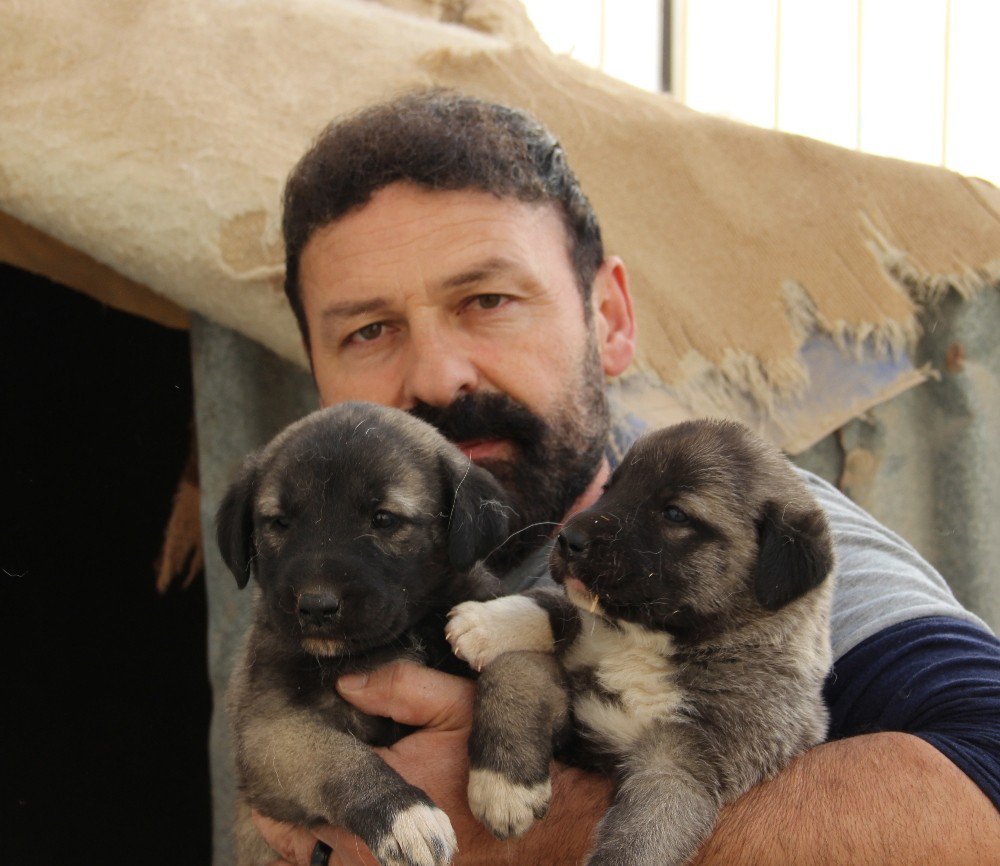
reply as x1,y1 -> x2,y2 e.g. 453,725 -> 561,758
253,661 -> 611,865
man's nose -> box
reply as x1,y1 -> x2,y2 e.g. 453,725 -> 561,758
401,324 -> 478,408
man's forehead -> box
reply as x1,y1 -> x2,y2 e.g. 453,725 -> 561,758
301,184 -> 566,274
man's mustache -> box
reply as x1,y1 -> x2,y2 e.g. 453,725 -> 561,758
409,393 -> 546,450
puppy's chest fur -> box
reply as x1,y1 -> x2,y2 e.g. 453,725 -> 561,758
245,609 -> 465,747
561,612 -> 685,757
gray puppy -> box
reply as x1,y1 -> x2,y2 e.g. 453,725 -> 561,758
217,402 -> 510,866
448,419 -> 834,866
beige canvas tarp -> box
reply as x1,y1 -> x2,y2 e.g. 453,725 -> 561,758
3,0 -> 998,452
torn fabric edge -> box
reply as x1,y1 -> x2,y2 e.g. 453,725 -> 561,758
623,221 -> 998,452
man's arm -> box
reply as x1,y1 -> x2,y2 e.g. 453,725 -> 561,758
692,732 -> 999,865
256,661 -> 999,866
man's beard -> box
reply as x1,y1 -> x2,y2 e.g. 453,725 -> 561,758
410,341 -> 610,571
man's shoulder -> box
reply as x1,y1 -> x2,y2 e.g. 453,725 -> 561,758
796,467 -> 993,659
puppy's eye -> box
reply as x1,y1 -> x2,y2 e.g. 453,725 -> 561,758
264,515 -> 291,530
663,505 -> 689,524
371,509 -> 400,530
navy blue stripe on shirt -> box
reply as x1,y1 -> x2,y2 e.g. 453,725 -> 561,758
823,615 -> 1000,810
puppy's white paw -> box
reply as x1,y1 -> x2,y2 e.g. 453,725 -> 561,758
372,803 -> 457,866
446,596 -> 554,670
468,768 -> 551,840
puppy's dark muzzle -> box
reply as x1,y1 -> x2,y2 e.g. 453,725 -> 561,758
556,525 -> 591,561
297,591 -> 342,629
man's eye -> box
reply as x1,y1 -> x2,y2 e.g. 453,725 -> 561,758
371,509 -> 400,530
350,322 -> 384,343
469,294 -> 507,310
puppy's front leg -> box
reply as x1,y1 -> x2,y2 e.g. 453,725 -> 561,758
467,650 -> 570,839
585,723 -> 720,866
235,707 -> 456,866
447,587 -> 579,671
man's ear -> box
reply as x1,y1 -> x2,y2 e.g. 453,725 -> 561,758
754,501 -> 834,610
591,256 -> 636,377
443,457 -> 511,572
215,458 -> 259,589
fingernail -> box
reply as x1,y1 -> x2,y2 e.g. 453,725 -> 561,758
337,672 -> 369,692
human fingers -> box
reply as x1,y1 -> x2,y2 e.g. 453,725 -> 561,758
336,661 -> 474,812
252,812 -> 323,866
252,811 -> 377,866
336,660 -> 474,730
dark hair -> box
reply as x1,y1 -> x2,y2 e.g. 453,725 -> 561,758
282,89 -> 604,345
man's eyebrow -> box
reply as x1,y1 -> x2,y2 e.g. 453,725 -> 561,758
319,258 -> 523,321
320,297 -> 390,320
439,257 -> 521,290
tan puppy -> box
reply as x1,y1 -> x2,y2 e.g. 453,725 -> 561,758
218,402 -> 510,866
448,419 -> 835,866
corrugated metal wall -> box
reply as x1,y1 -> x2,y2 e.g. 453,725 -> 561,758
793,287 -> 998,631
193,319 -> 316,866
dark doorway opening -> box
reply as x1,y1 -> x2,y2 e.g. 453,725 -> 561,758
1,266 -> 212,866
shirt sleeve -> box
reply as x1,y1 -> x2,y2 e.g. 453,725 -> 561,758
799,469 -> 993,660
824,615 -> 1000,810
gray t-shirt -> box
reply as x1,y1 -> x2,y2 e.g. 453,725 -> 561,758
804,469 -> 992,659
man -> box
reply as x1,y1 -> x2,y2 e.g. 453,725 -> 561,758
254,90 -> 1000,865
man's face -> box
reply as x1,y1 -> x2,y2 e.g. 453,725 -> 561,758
299,183 -> 625,565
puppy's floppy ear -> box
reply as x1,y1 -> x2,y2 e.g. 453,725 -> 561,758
215,457 -> 259,590
754,501 -> 833,610
442,457 -> 510,572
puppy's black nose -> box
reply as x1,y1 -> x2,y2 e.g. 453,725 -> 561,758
557,525 -> 589,560
297,592 -> 341,628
